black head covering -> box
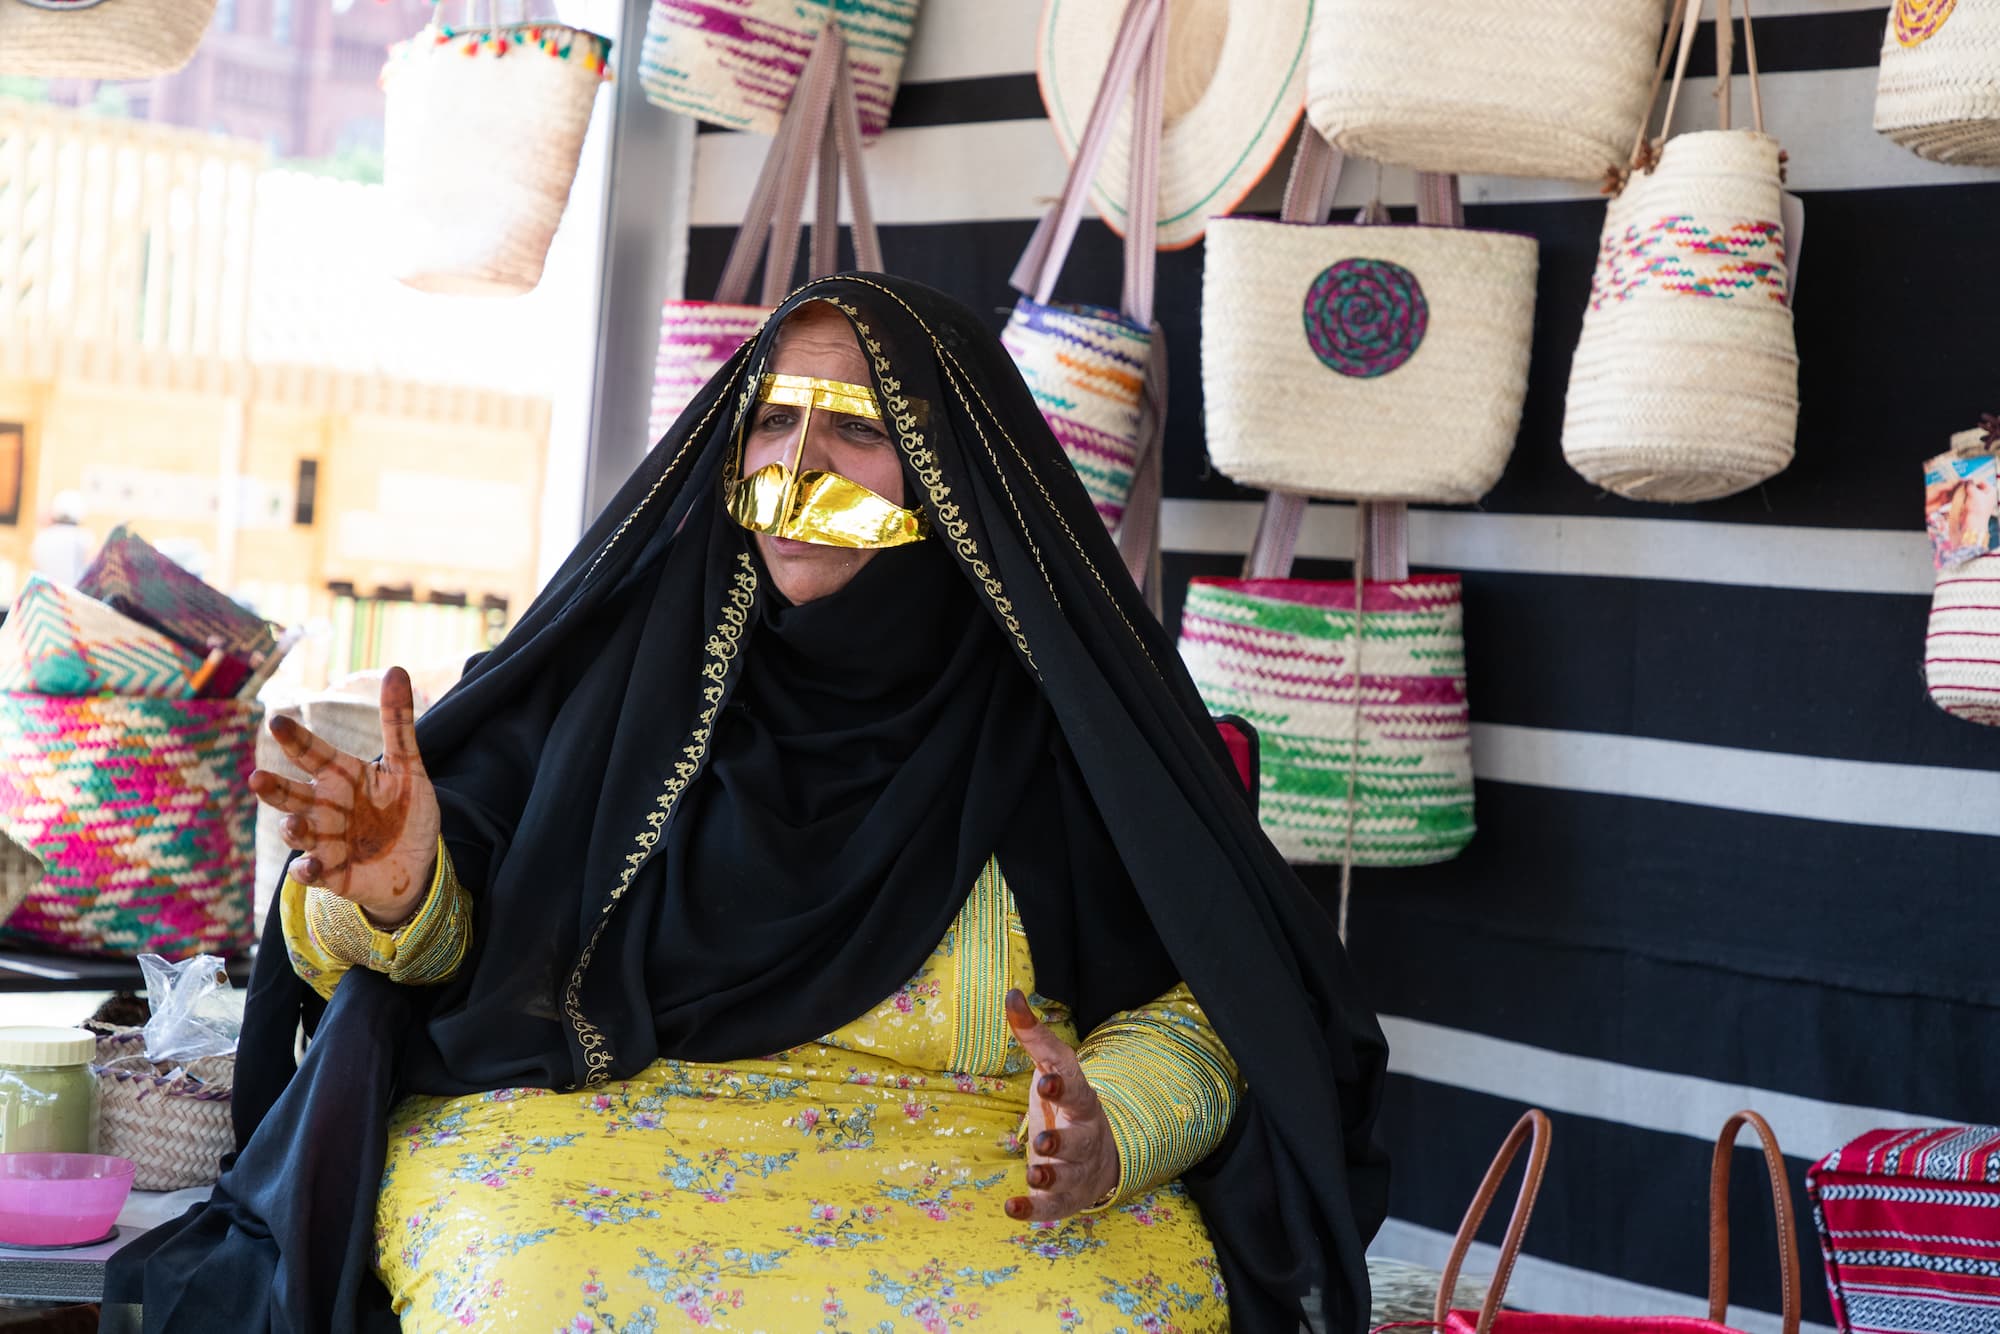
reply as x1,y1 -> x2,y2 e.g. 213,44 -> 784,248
108,274 -> 1390,1334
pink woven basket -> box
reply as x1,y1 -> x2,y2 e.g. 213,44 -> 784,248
0,694 -> 260,958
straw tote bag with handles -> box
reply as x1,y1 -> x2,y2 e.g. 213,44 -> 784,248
1433,1109 -> 1803,1334
1003,0 -> 1167,587
650,22 -> 883,444
1203,130 -> 1539,505
1305,0 -> 1669,183
384,0 -> 614,298
1561,0 -> 1799,503
0,0 -> 216,80
1875,0 -> 2000,166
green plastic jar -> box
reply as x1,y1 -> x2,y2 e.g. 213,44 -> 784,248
0,1027 -> 99,1153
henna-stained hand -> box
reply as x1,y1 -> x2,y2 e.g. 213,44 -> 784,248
248,666 -> 441,929
1001,988 -> 1119,1222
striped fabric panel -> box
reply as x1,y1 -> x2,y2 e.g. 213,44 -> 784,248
999,297 -> 1151,532
1177,575 -> 1472,867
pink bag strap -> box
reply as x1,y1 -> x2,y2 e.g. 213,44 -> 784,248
1435,1110 -> 1555,1334
1707,1111 -> 1802,1334
714,23 -> 883,306
1008,0 -> 1165,324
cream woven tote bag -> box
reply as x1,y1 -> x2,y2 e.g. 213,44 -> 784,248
1875,0 -> 2000,166
0,0 -> 217,80
1562,0 -> 1799,503
384,3 -> 613,297
1306,0 -> 1670,183
1204,143 -> 1537,504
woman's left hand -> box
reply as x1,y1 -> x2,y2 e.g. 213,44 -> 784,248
1002,988 -> 1118,1222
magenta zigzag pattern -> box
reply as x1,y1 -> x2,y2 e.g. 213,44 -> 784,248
0,694 -> 259,958
1590,214 -> 1790,309
651,300 -> 770,443
639,0 -> 917,140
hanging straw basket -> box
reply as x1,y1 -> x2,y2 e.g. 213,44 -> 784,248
1561,131 -> 1797,501
1306,0 -> 1669,181
1927,552 -> 2000,726
1201,216 -> 1538,503
0,0 -> 218,81
383,16 -> 613,297
89,1026 -> 234,1192
0,694 -> 260,959
1874,0 -> 2000,165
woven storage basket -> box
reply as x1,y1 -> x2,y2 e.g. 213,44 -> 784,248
383,20 -> 612,297
1561,130 -> 1797,501
1202,217 -> 1537,503
0,694 -> 259,958
1001,300 -> 1153,531
652,301 -> 771,443
90,1027 -> 233,1192
1178,574 -> 1474,867
1927,552 -> 2000,725
638,0 -> 919,142
1306,0 -> 1669,181
0,0 -> 217,80
1875,0 -> 2000,165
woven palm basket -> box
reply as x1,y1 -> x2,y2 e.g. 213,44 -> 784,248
0,0 -> 217,81
1875,0 -> 2000,166
1927,551 -> 2000,726
1306,0 -> 1669,181
384,22 -> 612,297
1562,130 -> 1798,503
90,1026 -> 234,1192
1203,217 -> 1537,504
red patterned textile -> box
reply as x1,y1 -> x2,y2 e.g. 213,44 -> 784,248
1809,1126 -> 2000,1334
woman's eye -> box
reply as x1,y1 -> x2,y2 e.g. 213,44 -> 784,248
839,417 -> 889,443
754,409 -> 798,432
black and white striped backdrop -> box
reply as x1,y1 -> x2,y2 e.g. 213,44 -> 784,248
675,4 -> 2000,1328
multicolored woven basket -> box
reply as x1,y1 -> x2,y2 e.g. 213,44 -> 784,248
1178,574 -> 1474,867
650,300 -> 769,445
0,694 -> 259,958
637,0 -> 919,141
999,298 -> 1152,531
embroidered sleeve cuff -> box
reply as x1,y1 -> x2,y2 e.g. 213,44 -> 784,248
1076,984 -> 1242,1209
300,838 -> 469,986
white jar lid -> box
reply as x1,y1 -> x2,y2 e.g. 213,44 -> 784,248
0,1026 -> 96,1067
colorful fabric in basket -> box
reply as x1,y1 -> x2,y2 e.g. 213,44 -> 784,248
0,575 -> 201,697
1808,1126 -> 2000,1334
1177,574 -> 1474,867
79,526 -> 277,697
1000,297 -> 1152,531
0,693 -> 259,958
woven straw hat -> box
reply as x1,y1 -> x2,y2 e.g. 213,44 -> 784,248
0,0 -> 217,81
1037,0 -> 1309,251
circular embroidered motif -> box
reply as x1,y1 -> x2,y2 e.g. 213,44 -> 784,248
1302,257 -> 1429,379
1893,0 -> 1956,47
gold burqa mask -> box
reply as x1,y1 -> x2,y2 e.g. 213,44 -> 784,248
725,373 -> 930,549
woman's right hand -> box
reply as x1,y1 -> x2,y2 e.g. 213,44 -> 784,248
249,666 -> 442,929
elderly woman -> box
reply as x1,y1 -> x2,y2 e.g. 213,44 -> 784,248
112,276 -> 1389,1334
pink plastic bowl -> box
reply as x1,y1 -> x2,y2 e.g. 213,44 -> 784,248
0,1153 -> 134,1246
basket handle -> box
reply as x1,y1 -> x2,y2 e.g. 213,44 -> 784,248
1707,1110 -> 1802,1334
1008,0 -> 1165,324
1630,0 -> 1768,177
1434,1110 -> 1555,1334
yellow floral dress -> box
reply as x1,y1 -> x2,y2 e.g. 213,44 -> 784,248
282,850 -> 1241,1333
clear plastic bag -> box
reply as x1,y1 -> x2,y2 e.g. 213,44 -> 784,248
138,953 -> 241,1062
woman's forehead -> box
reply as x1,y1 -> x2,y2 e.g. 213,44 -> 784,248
769,304 -> 870,383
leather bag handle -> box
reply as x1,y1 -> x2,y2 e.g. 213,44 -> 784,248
1008,0 -> 1165,324
713,22 -> 884,307
1708,1110 -> 1802,1334
1434,1110 -> 1554,1334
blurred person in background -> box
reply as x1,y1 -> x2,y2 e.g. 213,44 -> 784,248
28,491 -> 96,586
